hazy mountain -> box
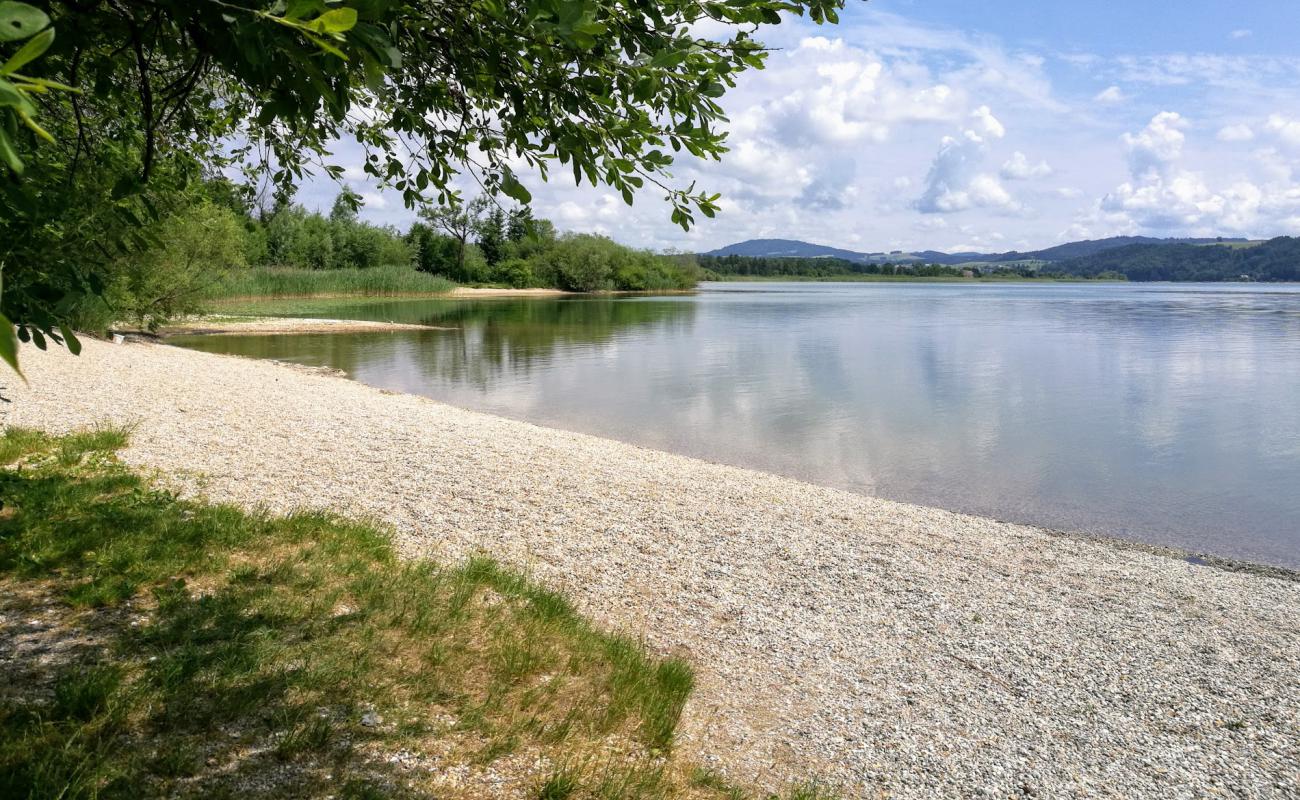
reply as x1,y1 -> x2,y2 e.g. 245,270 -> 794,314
1058,237 -> 1292,281
705,236 -> 1253,265
704,239 -> 871,261
988,236 -> 1251,263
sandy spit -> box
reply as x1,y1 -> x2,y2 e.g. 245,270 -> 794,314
3,339 -> 1297,799
153,316 -> 453,336
450,287 -> 572,297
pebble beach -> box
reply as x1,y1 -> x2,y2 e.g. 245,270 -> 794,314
3,338 -> 1298,798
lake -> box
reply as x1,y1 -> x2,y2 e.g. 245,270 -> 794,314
172,282 -> 1300,568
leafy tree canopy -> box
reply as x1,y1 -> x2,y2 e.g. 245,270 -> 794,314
0,0 -> 847,373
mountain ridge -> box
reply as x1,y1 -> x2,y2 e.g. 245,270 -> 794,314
704,236 -> 1254,265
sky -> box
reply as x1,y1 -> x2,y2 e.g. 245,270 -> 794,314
297,0 -> 1300,254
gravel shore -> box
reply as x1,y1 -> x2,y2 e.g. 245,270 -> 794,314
156,316 -> 450,336
4,339 -> 1298,798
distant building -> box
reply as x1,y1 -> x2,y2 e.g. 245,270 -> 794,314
962,269 -> 975,278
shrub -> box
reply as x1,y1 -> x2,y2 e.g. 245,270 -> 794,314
492,258 -> 536,288
100,202 -> 250,330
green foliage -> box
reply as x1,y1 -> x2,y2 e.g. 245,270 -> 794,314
101,202 -> 250,331
699,254 -> 982,279
1058,236 -> 1300,281
492,258 -> 537,289
206,265 -> 455,299
1,0 -> 843,371
477,206 -> 507,266
538,234 -> 696,292
263,197 -> 412,271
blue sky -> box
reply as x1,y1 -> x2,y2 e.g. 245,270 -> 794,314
300,1 -> 1300,253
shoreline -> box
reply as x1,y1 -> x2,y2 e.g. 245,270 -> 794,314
4,339 -> 1298,797
138,322 -> 1300,578
152,316 -> 454,337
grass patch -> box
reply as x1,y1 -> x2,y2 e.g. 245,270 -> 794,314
0,426 -> 49,464
0,427 -> 837,799
205,265 -> 456,300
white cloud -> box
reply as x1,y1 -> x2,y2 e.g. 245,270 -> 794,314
755,37 -> 966,148
1000,151 -> 1052,180
1230,29 -> 1252,40
1093,85 -> 1126,104
359,192 -> 388,209
1085,112 -> 1300,236
1264,114 -> 1300,147
915,113 -> 1021,214
1217,124 -> 1255,142
291,7 -> 1300,252
970,105 -> 1005,139
1122,111 -> 1186,180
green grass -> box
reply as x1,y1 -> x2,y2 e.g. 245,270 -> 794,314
201,295 -> 444,318
0,427 -> 836,800
205,265 -> 456,300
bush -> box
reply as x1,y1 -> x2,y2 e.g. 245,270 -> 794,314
262,204 -> 411,271
101,202 -> 250,330
492,258 -> 536,289
538,234 -> 695,292
539,234 -> 620,292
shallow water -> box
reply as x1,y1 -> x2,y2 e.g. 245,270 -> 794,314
172,282 -> 1300,567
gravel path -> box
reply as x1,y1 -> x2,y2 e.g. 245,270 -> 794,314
4,339 -> 1298,798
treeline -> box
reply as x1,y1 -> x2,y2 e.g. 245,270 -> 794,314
1058,237 -> 1300,282
698,255 -> 985,278
407,197 -> 696,292
242,188 -> 696,292
63,181 -> 697,330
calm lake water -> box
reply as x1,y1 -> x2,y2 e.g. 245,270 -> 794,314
173,283 -> 1300,568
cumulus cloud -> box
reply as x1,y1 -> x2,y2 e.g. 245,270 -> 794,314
1217,124 -> 1255,142
359,192 -> 388,209
1230,29 -> 1252,40
1087,112 -> 1300,236
915,108 -> 1022,214
1000,151 -> 1053,180
756,37 -> 966,148
291,8 -> 1300,252
1122,111 -> 1187,180
1264,114 -> 1300,147
970,105 -> 1006,139
1093,85 -> 1126,104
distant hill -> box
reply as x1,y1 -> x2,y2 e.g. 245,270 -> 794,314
705,236 -> 1253,266
705,239 -> 871,261
988,236 -> 1251,263
1058,236 -> 1297,281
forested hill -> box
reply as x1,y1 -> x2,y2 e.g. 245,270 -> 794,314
706,236 -> 1251,265
1057,237 -> 1300,282
992,236 -> 1249,263
705,239 -> 871,261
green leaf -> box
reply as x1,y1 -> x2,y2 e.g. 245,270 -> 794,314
283,0 -> 324,21
0,26 -> 51,75
0,123 -> 21,172
59,324 -> 81,356
0,2 -> 48,43
0,312 -> 21,378
0,77 -> 34,112
309,8 -> 357,34
501,173 -> 531,204
302,31 -> 346,59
